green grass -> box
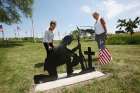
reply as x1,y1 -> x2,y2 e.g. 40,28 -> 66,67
0,41 -> 140,93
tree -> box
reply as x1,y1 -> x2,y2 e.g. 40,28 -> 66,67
0,0 -> 34,24
71,30 -> 78,40
71,28 -> 94,40
116,17 -> 140,37
116,19 -> 126,30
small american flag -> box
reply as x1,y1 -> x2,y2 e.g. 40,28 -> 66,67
99,48 -> 112,65
0,25 -> 3,32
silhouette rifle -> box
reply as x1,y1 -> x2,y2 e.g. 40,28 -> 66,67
76,26 -> 88,71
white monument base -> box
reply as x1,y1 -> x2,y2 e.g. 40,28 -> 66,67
35,70 -> 105,92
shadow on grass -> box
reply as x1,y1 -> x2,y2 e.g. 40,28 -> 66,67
0,43 -> 24,48
34,62 -> 44,68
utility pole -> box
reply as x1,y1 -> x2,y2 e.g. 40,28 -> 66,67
31,17 -> 35,42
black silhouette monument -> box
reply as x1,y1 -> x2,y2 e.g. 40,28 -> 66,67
34,27 -> 95,84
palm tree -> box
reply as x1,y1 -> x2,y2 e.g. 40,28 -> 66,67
116,19 -> 126,30
116,17 -> 140,39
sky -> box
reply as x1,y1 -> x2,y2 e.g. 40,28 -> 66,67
0,0 -> 140,40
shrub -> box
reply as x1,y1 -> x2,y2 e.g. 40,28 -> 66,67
106,33 -> 140,45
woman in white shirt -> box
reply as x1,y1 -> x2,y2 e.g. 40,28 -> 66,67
92,12 -> 107,49
43,21 -> 56,56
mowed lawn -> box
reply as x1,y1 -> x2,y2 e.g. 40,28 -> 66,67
0,41 -> 140,93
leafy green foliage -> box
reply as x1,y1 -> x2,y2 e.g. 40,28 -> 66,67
116,17 -> 140,35
106,33 -> 140,45
71,29 -> 94,40
0,0 -> 34,24
71,30 -> 79,40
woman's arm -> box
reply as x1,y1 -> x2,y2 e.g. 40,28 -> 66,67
100,18 -> 107,33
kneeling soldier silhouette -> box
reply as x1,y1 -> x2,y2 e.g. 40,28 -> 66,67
44,35 -> 80,79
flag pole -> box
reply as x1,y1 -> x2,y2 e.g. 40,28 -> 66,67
2,30 -> 4,41
0,24 -> 4,42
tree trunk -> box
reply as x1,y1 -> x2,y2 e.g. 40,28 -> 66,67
130,32 -> 134,43
131,33 -> 132,41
